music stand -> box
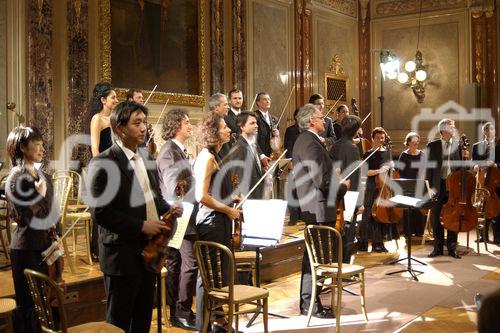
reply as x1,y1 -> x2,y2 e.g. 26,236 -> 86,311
386,179 -> 435,281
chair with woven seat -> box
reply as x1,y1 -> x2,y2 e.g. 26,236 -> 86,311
24,268 -> 123,333
467,187 -> 491,254
194,241 -> 269,333
0,298 -> 16,333
304,224 -> 368,332
0,175 -> 12,263
234,250 -> 262,286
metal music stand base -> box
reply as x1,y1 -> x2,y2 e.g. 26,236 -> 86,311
244,246 -> 289,328
386,206 -> 427,282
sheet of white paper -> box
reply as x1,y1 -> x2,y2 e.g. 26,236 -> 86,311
389,195 -> 422,207
343,191 -> 359,222
242,199 -> 287,247
167,202 -> 194,250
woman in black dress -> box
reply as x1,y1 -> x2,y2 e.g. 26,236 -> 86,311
398,132 -> 426,236
89,82 -> 118,157
193,112 -> 240,331
6,126 -> 57,333
359,127 -> 399,252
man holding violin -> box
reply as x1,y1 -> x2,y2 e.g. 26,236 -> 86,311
426,118 -> 467,259
90,101 -> 174,333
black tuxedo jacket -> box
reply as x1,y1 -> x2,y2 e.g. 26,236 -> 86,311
255,110 -> 279,157
330,137 -> 361,191
472,140 -> 499,166
284,123 -> 301,159
319,116 -> 337,147
225,136 -> 265,199
90,144 -> 170,276
224,110 -> 240,136
425,139 -> 462,195
156,139 -> 196,235
293,130 -> 338,223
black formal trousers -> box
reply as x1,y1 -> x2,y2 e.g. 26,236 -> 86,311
104,270 -> 155,333
166,234 -> 198,320
10,250 -> 49,333
431,180 -> 458,252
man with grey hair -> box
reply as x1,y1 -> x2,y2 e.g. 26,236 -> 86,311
208,92 -> 229,117
292,103 -> 349,319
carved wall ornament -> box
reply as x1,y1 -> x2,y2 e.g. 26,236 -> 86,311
314,0 -> 357,18
328,54 -> 345,75
374,0 -> 466,18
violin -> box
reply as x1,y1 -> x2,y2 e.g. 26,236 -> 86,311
371,136 -> 404,224
351,98 -> 372,154
146,123 -> 157,156
335,197 -> 345,231
231,175 -> 244,250
441,134 -> 478,232
142,180 -> 185,273
476,141 -> 500,219
46,226 -> 66,307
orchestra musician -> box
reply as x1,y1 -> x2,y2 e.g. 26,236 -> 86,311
89,101 -> 172,333
284,108 -> 302,226
472,122 -> 500,245
6,126 -> 56,333
225,111 -> 267,199
193,112 -> 240,331
329,115 -> 363,262
398,132 -> 426,236
156,108 -> 197,330
126,88 -> 156,156
359,127 -> 398,253
225,89 -> 244,136
426,118 -> 466,258
309,94 -> 337,149
254,92 -> 280,158
126,88 -> 144,104
293,104 -> 348,319
332,104 -> 349,140
207,93 -> 231,158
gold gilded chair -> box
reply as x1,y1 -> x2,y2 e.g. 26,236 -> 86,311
24,269 -> 123,333
0,176 -> 11,263
467,187 -> 491,254
0,298 -> 16,333
194,241 -> 269,333
304,225 -> 368,331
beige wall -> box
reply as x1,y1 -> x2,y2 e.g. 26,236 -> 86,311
311,3 -> 359,108
371,8 -> 470,151
0,0 -> 6,167
246,0 -> 295,129
498,1 -> 500,133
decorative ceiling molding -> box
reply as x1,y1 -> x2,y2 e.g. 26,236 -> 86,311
313,0 -> 357,18
373,0 -> 467,18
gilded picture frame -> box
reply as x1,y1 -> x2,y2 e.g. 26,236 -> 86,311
99,0 -> 206,106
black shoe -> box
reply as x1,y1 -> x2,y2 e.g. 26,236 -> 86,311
448,250 -> 461,259
372,245 -> 388,253
428,249 -> 444,258
357,241 -> 368,252
300,308 -> 335,319
170,316 -> 197,331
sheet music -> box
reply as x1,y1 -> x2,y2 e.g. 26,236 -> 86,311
343,191 -> 359,222
389,195 -> 422,207
167,202 -> 194,250
242,199 -> 287,247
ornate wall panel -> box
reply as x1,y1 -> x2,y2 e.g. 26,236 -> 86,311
371,10 -> 469,151
311,4 -> 359,108
295,0 -> 313,106
497,1 -> 500,132
210,0 -> 224,93
28,0 -> 54,162
358,0 -> 371,135
67,0 -> 90,166
313,0 -> 357,18
231,0 -> 246,93
372,0 -> 467,19
247,0 -> 294,126
0,0 -> 6,162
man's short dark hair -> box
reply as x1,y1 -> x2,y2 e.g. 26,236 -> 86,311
256,92 -> 269,102
110,101 -> 148,131
308,94 -> 324,104
236,111 -> 257,130
229,89 -> 243,98
126,88 -> 141,101
341,115 -> 362,138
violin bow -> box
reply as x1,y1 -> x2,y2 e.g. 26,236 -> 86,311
146,99 -> 170,146
41,206 -> 91,264
235,149 -> 288,209
249,93 -> 258,111
275,87 -> 296,129
143,84 -> 158,106
361,112 -> 371,125
340,147 -> 380,183
324,93 -> 344,119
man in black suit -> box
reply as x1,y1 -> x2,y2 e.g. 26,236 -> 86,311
225,89 -> 243,135
332,104 -> 349,140
89,101 -> 176,333
425,118 -> 466,258
208,92 -> 231,158
255,92 -> 279,158
225,111 -> 265,199
293,103 -> 348,319
309,94 -> 336,149
330,115 -> 363,262
156,108 -> 197,330
472,122 -> 500,244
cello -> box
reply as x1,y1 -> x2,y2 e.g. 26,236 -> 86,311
231,175 -> 244,249
476,140 -> 500,219
441,134 -> 478,233
350,98 -> 372,154
142,180 -> 184,273
371,136 -> 404,224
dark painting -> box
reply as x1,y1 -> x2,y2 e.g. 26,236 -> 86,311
110,0 -> 199,95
